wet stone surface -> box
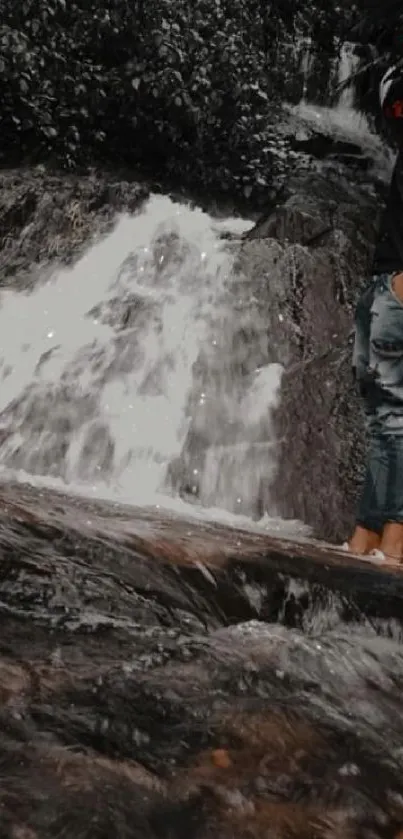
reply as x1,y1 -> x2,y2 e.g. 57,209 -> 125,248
0,482 -> 403,838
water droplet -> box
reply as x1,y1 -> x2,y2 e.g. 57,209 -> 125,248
100,717 -> 109,734
237,497 -> 242,504
159,255 -> 165,264
201,252 -> 206,261
279,314 -> 284,322
339,763 -> 360,777
143,247 -> 149,254
47,331 -> 54,339
193,468 -> 199,476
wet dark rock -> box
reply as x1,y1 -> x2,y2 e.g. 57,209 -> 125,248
289,132 -> 372,167
0,167 -> 149,288
242,166 -> 384,542
1,484 -> 403,838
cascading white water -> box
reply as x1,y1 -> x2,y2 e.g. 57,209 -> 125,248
0,194 -> 285,518
290,42 -> 394,180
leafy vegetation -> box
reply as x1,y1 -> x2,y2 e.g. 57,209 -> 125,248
0,1 -> 357,201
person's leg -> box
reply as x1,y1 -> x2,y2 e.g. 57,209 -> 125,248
350,272 -> 403,561
348,276 -> 384,554
348,422 -> 385,554
375,272 -> 403,561
379,523 -> 403,559
377,430 -> 403,561
349,427 -> 403,563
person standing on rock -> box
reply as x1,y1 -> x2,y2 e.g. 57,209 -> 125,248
348,60 -> 403,563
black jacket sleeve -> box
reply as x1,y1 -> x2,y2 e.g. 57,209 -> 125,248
370,62 -> 403,274
380,62 -> 403,142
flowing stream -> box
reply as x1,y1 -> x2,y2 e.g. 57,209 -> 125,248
0,195 -> 290,526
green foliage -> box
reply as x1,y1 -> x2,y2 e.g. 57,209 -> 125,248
0,0 -> 348,202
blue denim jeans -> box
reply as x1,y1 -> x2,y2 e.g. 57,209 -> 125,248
353,272 -> 403,532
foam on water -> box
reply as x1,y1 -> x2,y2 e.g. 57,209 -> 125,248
0,193 -> 305,533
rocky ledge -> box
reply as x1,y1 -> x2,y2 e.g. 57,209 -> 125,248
1,483 -> 403,839
0,167 -> 149,288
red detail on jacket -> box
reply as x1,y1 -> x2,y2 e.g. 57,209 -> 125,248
385,100 -> 403,118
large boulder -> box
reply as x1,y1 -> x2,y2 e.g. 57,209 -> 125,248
244,165 -> 383,541
0,167 -> 149,287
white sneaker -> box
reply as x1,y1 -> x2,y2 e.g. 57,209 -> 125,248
368,549 -> 385,563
